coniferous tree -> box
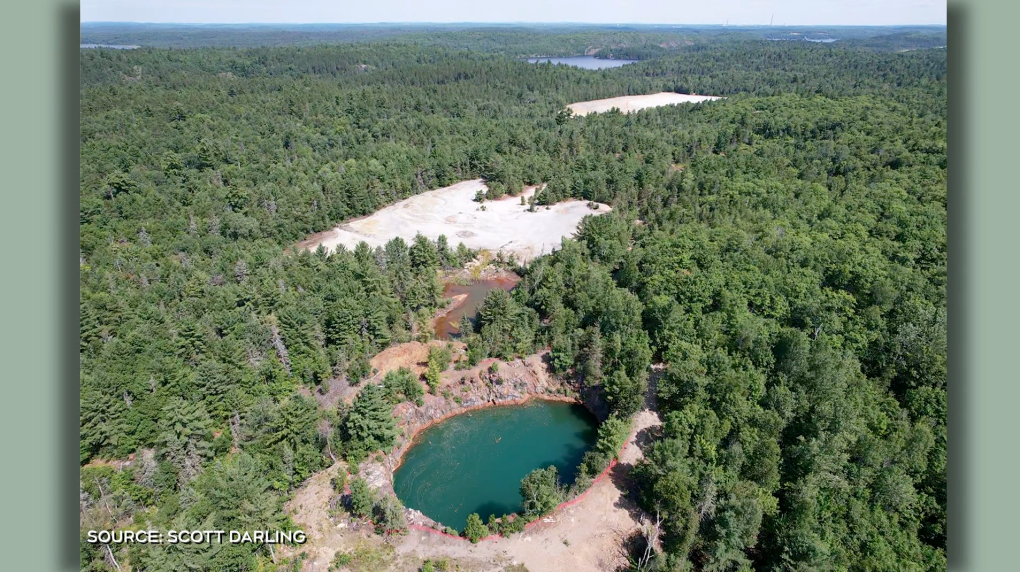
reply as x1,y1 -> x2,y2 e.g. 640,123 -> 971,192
349,477 -> 377,519
342,383 -> 398,457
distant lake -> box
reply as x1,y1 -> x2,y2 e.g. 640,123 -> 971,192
766,38 -> 838,43
80,44 -> 139,49
525,56 -> 637,69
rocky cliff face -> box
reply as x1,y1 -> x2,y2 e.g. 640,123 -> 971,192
393,365 -> 574,458
361,351 -> 575,491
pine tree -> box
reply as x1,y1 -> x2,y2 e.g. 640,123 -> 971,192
436,234 -> 452,268
343,383 -> 398,454
157,398 -> 214,487
374,494 -> 408,532
409,233 -> 439,270
193,452 -> 281,532
349,477 -> 376,518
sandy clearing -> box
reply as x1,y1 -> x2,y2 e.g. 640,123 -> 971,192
299,180 -> 611,264
567,92 -> 723,116
369,341 -> 436,380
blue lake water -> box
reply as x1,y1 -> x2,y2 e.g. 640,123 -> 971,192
526,56 -> 637,69
80,44 -> 139,49
766,38 -> 838,43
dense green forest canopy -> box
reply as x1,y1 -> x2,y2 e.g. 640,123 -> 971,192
80,31 -> 946,572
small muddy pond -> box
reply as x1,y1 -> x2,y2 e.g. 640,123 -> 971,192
434,277 -> 518,340
393,400 -> 598,530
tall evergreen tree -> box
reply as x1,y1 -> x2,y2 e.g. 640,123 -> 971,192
342,383 -> 399,456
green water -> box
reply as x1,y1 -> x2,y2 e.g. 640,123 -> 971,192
392,400 -> 598,530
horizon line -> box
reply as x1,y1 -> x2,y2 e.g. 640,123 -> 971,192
80,21 -> 947,28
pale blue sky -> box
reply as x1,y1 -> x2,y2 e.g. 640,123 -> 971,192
81,1 -> 947,27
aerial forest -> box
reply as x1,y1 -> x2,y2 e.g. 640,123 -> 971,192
79,29 -> 946,572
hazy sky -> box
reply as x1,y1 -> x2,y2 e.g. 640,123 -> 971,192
81,1 -> 947,27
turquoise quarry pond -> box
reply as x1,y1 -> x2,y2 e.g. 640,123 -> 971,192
393,400 -> 598,530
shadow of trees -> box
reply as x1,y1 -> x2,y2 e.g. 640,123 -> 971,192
608,423 -> 661,523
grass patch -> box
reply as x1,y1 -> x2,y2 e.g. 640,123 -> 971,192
329,541 -> 396,572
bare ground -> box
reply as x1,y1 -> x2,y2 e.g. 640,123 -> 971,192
370,341 -> 437,379
297,180 -> 611,264
567,92 -> 723,116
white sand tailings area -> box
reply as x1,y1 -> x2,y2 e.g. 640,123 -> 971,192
299,179 -> 611,263
567,91 -> 723,116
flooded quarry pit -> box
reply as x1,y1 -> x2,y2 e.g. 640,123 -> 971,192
298,179 -> 611,263
392,400 -> 598,530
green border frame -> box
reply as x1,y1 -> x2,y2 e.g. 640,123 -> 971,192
945,1 -> 1020,571
1,2 -> 1010,571
0,1 -> 80,571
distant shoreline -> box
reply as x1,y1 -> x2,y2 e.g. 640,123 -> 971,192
80,44 -> 139,49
